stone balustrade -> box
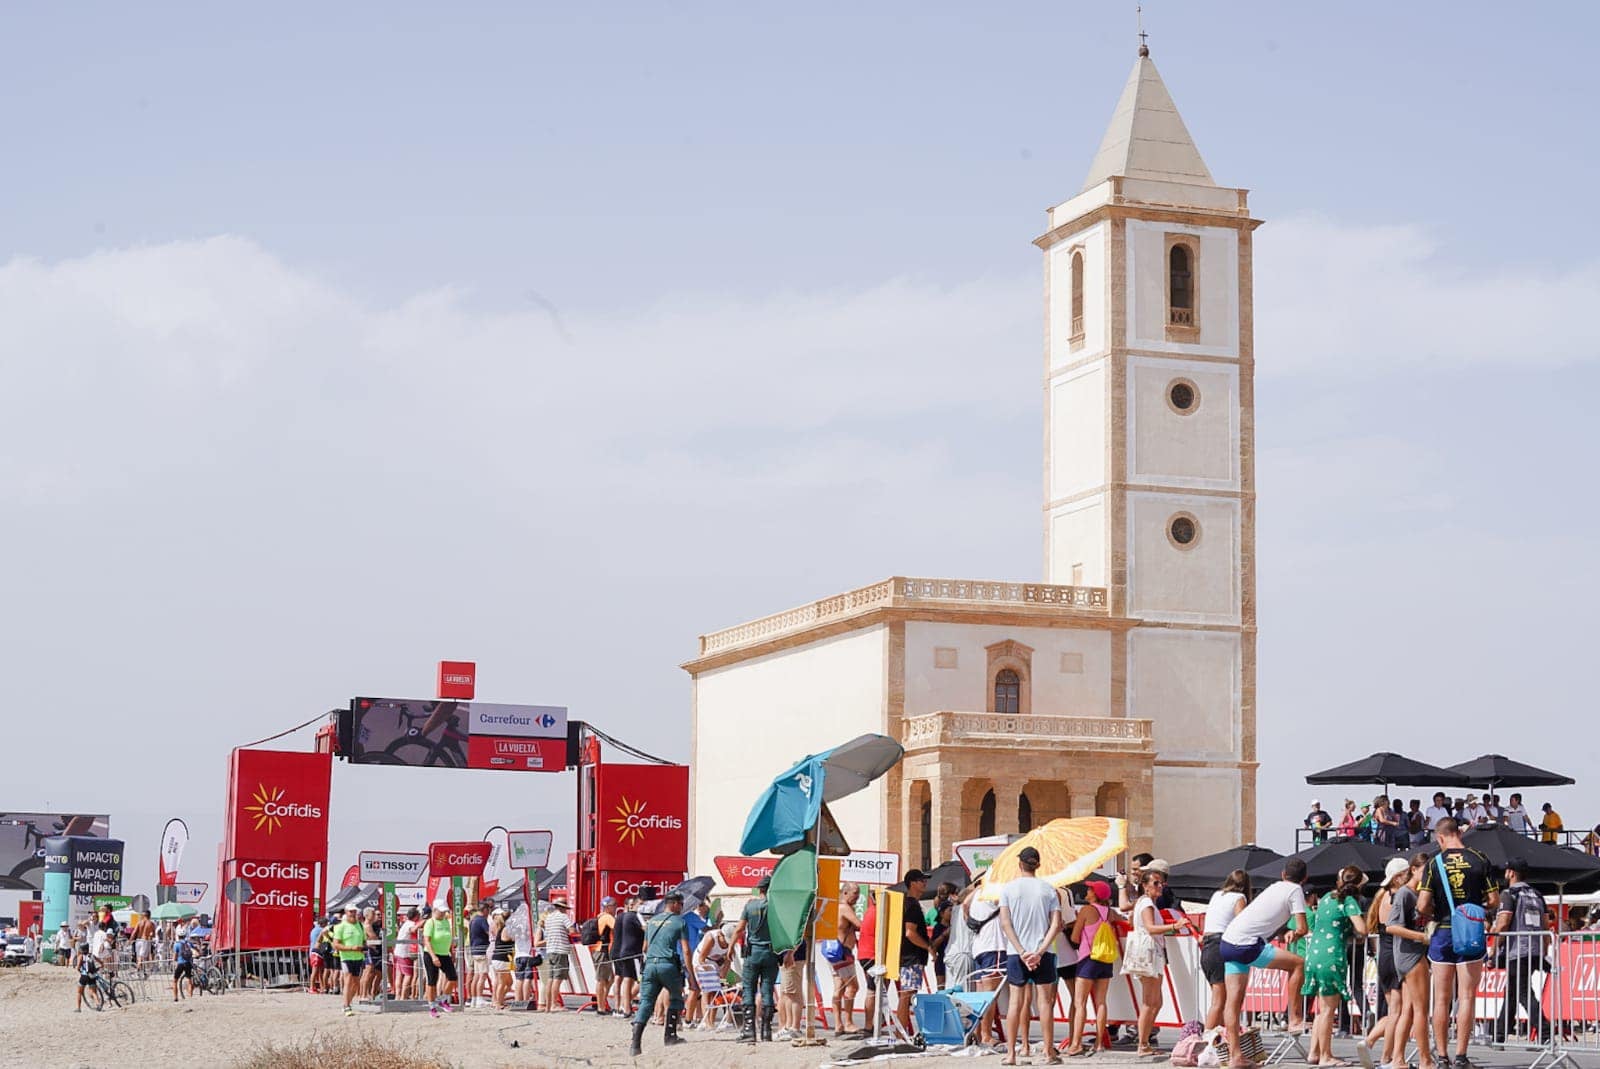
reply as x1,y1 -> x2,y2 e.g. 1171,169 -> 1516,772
698,576 -> 1107,654
901,710 -> 1153,752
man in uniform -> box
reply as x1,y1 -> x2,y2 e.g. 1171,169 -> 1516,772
630,890 -> 698,1057
729,873 -> 779,1042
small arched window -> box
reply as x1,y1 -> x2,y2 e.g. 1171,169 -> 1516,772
1069,250 -> 1085,343
1169,244 -> 1193,310
1018,792 -> 1033,834
994,669 -> 1021,715
979,790 -> 996,838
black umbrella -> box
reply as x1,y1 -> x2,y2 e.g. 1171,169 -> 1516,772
670,876 -> 717,913
1306,752 -> 1471,790
1446,755 -> 1575,791
1166,844 -> 1285,902
1248,838 -> 1406,893
886,860 -> 971,900
1445,827 -> 1600,893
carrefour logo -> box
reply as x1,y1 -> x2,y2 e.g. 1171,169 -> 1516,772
244,784 -> 324,835
609,796 -> 684,846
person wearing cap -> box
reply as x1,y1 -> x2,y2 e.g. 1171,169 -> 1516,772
1305,800 -> 1333,845
421,903 -> 458,1016
1381,854 -> 1431,1069
629,890 -> 699,1056
730,874 -> 779,1043
997,847 -> 1062,1066
330,906 -> 368,1017
1539,802 -> 1563,845
537,896 -> 574,1013
1491,856 -> 1546,1044
1361,858 -> 1413,1066
893,869 -> 933,1035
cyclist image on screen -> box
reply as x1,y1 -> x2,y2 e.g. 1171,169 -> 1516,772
356,701 -> 469,768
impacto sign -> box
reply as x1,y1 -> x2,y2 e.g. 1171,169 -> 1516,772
595,763 -> 689,872
226,749 -> 332,863
428,841 -> 493,878
358,851 -> 427,886
69,840 -> 126,898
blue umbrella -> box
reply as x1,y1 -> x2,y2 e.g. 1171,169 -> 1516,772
739,734 -> 902,856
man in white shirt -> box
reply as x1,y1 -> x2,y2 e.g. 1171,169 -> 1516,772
1219,858 -> 1310,1066
1424,793 -> 1452,837
1503,793 -> 1533,834
969,892 -> 1006,1047
998,847 -> 1063,1066
1462,795 -> 1489,827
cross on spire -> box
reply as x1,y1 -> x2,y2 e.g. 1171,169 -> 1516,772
1137,5 -> 1149,57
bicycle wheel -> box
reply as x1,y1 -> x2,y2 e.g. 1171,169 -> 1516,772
84,983 -> 105,1011
204,966 -> 227,993
112,981 -> 135,1006
380,738 -> 463,769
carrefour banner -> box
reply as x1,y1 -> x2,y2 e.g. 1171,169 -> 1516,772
594,763 -> 688,872
226,749 -> 332,863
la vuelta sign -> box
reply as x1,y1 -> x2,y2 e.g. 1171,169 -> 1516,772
428,841 -> 493,877
226,749 -> 332,863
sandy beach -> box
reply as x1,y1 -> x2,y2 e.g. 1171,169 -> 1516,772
1,962 -> 901,1068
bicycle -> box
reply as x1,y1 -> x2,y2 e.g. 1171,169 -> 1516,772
84,971 -> 136,1011
366,702 -> 469,769
190,955 -> 228,995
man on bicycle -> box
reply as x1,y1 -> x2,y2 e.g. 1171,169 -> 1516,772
172,931 -> 196,1001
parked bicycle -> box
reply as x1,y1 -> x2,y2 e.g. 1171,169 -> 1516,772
83,971 -> 136,1011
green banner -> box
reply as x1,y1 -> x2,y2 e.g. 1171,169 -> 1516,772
383,883 -> 397,940
93,895 -> 133,912
451,878 -> 464,945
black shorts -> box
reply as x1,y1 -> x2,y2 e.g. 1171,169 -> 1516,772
1200,934 -> 1225,986
78,974 -> 98,987
174,962 -> 194,981
342,958 -> 364,976
424,954 -> 458,985
859,957 -> 875,990
1057,960 -> 1078,984
614,957 -> 638,981
1378,946 -> 1401,992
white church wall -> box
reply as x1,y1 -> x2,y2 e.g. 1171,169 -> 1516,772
1127,357 -> 1239,489
1126,492 -> 1239,623
1127,628 -> 1240,758
1048,362 -> 1107,502
1048,221 -> 1108,361
1153,765 -> 1241,859
689,627 -> 887,877
1047,496 -> 1106,587
1125,220 -> 1238,357
904,621 -> 1112,716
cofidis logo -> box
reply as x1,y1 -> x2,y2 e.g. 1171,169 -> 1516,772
244,784 -> 324,836
608,797 -> 684,846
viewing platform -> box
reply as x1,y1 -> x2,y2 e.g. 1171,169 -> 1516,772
902,710 -> 1153,753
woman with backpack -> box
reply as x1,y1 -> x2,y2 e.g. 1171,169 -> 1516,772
1201,869 -> 1251,1030
1063,879 -> 1122,1056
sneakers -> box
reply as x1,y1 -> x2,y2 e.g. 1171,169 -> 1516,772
429,1004 -> 440,1018
775,1027 -> 797,1041
438,999 -> 454,1013
344,1007 -> 354,1017
1453,1055 -> 1475,1069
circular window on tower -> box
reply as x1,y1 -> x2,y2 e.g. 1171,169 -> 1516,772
1166,378 -> 1199,415
1167,512 -> 1200,550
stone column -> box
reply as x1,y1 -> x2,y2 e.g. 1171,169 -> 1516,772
993,778 -> 1029,836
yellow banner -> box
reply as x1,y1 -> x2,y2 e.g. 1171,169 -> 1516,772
877,888 -> 903,975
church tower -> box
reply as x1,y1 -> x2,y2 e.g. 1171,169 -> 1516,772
1038,46 -> 1262,846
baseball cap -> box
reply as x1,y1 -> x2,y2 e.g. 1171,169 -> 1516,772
1310,799 -> 1320,806
756,875 -> 772,890
601,896 -> 616,907
903,869 -> 930,884
1383,857 -> 1411,882
1087,880 -> 1113,902
1505,855 -> 1529,875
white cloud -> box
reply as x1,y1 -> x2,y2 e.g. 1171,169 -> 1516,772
1256,217 -> 1600,376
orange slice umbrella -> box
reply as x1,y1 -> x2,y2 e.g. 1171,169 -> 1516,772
978,816 -> 1127,899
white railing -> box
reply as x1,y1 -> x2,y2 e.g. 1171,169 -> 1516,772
698,576 -> 1107,655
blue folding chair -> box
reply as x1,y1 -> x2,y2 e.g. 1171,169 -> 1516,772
913,991 -> 968,1046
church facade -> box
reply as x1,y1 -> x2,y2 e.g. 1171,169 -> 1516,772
685,49 -> 1261,876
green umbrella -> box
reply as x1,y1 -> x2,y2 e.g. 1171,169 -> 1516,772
767,846 -> 817,953
150,901 -> 197,921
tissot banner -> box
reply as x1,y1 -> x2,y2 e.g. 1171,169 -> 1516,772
594,763 -> 689,872
226,749 -> 332,863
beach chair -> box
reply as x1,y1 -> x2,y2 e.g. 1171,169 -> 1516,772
913,991 -> 967,1046
949,987 -> 1001,1046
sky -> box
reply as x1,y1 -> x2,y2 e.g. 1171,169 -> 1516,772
3,3 -> 1598,916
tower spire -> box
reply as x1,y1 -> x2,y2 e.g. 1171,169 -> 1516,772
1080,49 -> 1214,191
1137,5 -> 1149,57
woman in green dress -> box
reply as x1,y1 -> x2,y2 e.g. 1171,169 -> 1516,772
1302,865 -> 1369,1066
